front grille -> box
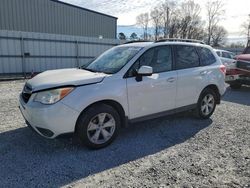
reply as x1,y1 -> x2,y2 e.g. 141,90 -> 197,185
22,83 -> 32,103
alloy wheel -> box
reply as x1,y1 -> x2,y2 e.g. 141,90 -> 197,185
87,113 -> 116,145
201,94 -> 215,116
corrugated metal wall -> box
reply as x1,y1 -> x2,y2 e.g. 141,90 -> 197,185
0,0 -> 117,39
0,30 -> 120,75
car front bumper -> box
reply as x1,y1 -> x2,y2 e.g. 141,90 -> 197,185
225,74 -> 240,82
226,75 -> 250,85
19,94 -> 80,138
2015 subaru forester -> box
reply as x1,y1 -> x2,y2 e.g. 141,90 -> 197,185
19,40 -> 226,149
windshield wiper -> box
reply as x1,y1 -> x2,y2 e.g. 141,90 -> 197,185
81,67 -> 98,73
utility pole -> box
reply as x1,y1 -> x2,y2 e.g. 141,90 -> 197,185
166,7 -> 170,38
247,14 -> 250,47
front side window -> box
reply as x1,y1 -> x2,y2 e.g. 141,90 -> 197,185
222,52 -> 235,59
128,46 -> 172,76
222,52 -> 231,59
198,47 -> 217,66
175,45 -> 199,69
86,46 -> 142,74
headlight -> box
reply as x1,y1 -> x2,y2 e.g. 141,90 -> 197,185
34,87 -> 74,105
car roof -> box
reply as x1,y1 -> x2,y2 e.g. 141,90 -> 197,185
120,42 -> 153,47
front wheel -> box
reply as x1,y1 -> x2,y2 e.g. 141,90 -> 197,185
76,104 -> 121,149
195,88 -> 217,119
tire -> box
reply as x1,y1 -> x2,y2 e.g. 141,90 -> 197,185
230,83 -> 242,90
76,104 -> 121,149
195,88 -> 217,119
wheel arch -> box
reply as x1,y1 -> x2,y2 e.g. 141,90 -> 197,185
200,84 -> 221,104
75,99 -> 127,133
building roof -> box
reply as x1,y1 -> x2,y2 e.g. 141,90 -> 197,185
50,0 -> 118,19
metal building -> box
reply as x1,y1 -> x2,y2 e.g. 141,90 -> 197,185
0,0 -> 117,39
0,0 -> 120,77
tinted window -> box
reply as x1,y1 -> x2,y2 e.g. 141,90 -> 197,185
198,47 -> 217,66
128,46 -> 172,76
216,51 -> 221,56
223,52 -> 234,59
222,52 -> 231,59
175,45 -> 199,69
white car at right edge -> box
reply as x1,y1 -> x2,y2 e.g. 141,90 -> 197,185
19,39 -> 226,149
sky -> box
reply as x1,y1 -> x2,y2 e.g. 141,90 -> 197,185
61,0 -> 250,40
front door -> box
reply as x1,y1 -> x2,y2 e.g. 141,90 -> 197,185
126,45 -> 177,119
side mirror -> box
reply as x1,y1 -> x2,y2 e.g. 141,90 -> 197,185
136,66 -> 153,82
137,66 -> 153,76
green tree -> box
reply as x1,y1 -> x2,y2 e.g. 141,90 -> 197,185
130,33 -> 138,40
118,32 -> 126,40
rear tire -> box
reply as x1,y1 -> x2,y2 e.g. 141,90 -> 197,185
76,104 -> 121,149
230,83 -> 242,90
195,88 -> 217,119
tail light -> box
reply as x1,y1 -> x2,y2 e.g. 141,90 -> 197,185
220,65 -> 226,74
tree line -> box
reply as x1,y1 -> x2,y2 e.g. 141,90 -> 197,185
119,0 -> 249,47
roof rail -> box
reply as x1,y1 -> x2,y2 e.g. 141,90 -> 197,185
123,40 -> 152,44
155,38 -> 205,44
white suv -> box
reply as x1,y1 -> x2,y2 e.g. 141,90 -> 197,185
19,40 -> 226,149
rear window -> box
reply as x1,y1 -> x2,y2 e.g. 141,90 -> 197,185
198,47 -> 216,66
175,45 -> 199,69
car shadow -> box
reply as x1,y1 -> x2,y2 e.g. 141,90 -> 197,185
0,113 -> 212,187
222,86 -> 250,106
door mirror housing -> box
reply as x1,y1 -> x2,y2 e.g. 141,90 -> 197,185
137,66 -> 153,76
136,66 -> 153,82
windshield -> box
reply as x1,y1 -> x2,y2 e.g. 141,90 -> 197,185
85,46 -> 142,74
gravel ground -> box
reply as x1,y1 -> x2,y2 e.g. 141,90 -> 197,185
0,80 -> 249,188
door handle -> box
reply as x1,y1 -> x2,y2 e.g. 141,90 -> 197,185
200,71 -> 207,76
167,77 -> 175,83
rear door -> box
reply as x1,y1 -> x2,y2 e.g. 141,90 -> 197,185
174,45 -> 209,108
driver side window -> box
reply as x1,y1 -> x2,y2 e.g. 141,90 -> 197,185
128,46 -> 172,77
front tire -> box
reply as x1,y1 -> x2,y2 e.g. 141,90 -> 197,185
195,88 -> 217,119
76,104 -> 121,149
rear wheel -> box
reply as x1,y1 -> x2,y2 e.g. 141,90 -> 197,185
195,88 -> 217,119
230,83 -> 242,90
76,104 -> 121,149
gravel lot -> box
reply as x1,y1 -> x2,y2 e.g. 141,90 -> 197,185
0,80 -> 249,188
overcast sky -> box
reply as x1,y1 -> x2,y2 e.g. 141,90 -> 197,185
61,0 -> 250,37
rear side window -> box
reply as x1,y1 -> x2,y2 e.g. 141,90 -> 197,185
175,45 -> 199,69
198,47 -> 217,66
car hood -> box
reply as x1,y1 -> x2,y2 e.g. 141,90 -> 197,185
236,54 -> 250,62
27,68 -> 107,92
